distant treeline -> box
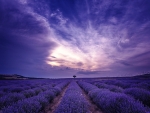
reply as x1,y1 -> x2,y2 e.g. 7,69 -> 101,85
0,74 -> 44,80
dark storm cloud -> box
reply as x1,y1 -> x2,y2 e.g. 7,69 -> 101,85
127,51 -> 150,67
108,50 -> 150,76
0,0 -> 56,77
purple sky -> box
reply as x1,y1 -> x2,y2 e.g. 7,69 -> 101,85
0,0 -> 150,78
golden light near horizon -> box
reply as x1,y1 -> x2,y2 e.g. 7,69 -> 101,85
46,36 -> 114,71
46,45 -> 90,70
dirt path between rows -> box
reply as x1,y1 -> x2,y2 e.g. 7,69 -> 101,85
79,84 -> 104,113
43,83 -> 70,113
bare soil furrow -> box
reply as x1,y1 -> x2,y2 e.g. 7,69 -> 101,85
43,83 -> 70,113
78,83 -> 104,113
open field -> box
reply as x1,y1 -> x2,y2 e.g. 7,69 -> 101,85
1,0 -> 150,113
0,76 -> 150,113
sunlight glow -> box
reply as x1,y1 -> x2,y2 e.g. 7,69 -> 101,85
46,34 -> 113,71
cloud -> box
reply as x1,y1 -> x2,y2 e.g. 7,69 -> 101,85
46,0 -> 150,75
0,0 -> 56,77
46,23 -> 114,71
77,71 -> 101,75
46,0 -> 150,71
1,0 -> 150,77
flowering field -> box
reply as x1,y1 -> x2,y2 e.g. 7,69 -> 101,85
0,77 -> 150,113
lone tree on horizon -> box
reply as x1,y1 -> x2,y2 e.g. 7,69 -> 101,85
73,75 -> 76,78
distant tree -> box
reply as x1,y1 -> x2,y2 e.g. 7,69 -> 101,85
73,75 -> 76,78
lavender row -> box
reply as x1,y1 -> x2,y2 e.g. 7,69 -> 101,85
101,80 -> 150,91
0,79 -> 61,94
124,88 -> 150,107
0,79 -> 53,87
0,84 -> 51,98
0,84 -> 49,95
78,81 -> 148,113
0,80 -> 58,98
0,84 -> 53,110
0,80 -> 55,93
93,82 -> 123,92
54,81 -> 89,113
2,81 -> 69,113
92,81 -> 150,109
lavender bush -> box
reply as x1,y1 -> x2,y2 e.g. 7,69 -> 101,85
93,82 -> 123,92
2,81 -> 69,113
21,86 -> 31,90
2,98 -> 41,113
55,81 -> 89,113
10,87 -> 24,93
0,93 -> 25,109
124,88 -> 150,107
0,84 -> 53,108
0,91 -> 5,97
129,82 -> 150,91
22,89 -> 36,98
78,81 -> 148,113
104,80 -> 131,88
0,86 -> 10,92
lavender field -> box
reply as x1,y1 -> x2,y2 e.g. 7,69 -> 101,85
0,77 -> 150,113
1,0 -> 150,112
